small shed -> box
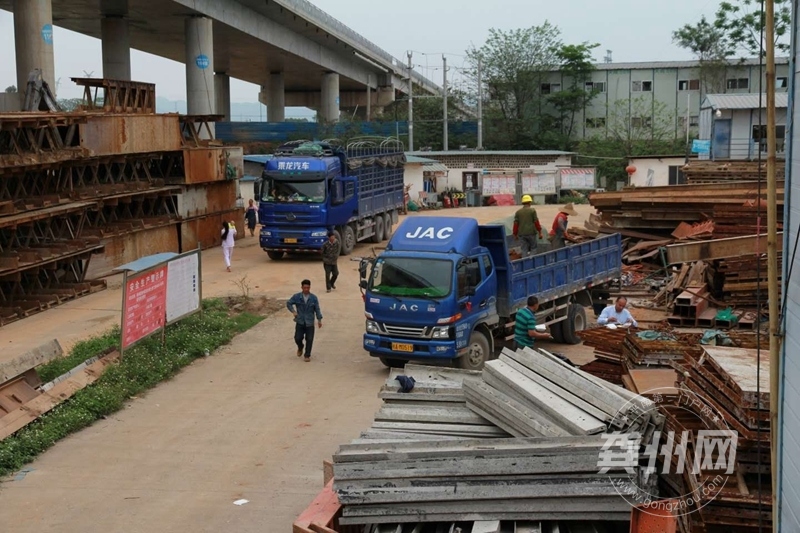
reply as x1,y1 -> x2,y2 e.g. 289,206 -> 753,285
627,155 -> 696,187
699,93 -> 788,160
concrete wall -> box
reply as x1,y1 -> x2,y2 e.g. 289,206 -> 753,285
779,7 -> 800,529
628,157 -> 687,187
403,163 -> 425,202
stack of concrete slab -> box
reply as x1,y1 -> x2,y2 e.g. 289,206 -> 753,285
357,365 -> 509,442
463,348 -> 663,440
332,353 -> 664,526
333,436 -> 635,525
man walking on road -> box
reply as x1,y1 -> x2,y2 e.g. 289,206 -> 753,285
513,195 -> 544,257
322,231 -> 341,293
286,280 -> 323,362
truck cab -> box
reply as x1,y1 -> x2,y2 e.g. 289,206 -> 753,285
362,217 -> 500,370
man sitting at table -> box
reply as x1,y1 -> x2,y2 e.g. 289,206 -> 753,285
597,297 -> 638,328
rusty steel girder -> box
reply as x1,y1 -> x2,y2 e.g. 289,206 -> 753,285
71,78 -> 156,114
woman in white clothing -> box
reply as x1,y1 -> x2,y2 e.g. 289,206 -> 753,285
221,221 -> 237,272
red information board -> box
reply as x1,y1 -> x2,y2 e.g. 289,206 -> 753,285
122,266 -> 168,349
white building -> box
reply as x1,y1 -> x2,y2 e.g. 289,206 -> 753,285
699,93 -> 788,160
627,155 -> 695,187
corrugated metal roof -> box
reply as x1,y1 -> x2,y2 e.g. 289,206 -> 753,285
405,155 -> 439,164
407,150 -> 573,156
593,57 -> 789,71
423,163 -> 449,173
702,93 -> 789,110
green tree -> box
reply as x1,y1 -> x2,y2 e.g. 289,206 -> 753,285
4,85 -> 16,93
715,0 -> 792,57
673,15 -> 730,93
606,96 -> 678,152
467,24 -> 562,149
541,42 -> 600,149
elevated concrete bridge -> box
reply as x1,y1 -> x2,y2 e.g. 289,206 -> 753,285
0,0 -> 443,123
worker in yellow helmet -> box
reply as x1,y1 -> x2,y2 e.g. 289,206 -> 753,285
512,195 -> 544,257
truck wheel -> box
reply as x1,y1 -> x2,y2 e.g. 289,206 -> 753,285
383,213 -> 393,240
561,304 -> 587,345
267,251 -> 285,260
550,320 -> 565,343
341,225 -> 356,255
456,331 -> 491,370
379,357 -> 406,369
370,216 -> 384,243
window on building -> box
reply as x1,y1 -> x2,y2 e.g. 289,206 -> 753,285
678,79 -> 701,91
777,77 -> 788,89
668,166 -> 686,185
679,116 -> 700,129
726,78 -> 749,90
632,80 -> 653,92
585,81 -> 606,93
631,116 -> 653,129
753,124 -> 787,152
586,117 -> 607,128
541,83 -> 561,95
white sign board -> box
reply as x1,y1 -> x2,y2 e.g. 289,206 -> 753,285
166,252 -> 201,323
482,175 -> 516,195
522,173 -> 557,195
560,168 -> 596,190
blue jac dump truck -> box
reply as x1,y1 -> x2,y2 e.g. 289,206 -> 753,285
360,216 -> 623,370
255,138 -> 405,260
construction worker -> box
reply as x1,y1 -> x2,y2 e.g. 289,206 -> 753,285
512,195 -> 544,257
549,203 -> 579,250
598,296 -> 639,328
514,296 -> 553,349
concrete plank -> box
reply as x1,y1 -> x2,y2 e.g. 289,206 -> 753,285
338,512 -> 631,526
483,361 -> 606,435
471,521 -> 501,533
463,379 -> 571,437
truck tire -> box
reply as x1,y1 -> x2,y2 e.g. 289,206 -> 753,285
561,304 -> 587,345
456,331 -> 491,370
267,251 -> 285,260
379,356 -> 406,369
341,225 -> 356,255
370,216 -> 384,243
383,213 -> 393,240
549,320 -> 565,343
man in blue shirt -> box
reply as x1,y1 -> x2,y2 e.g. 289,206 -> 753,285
514,296 -> 553,348
287,279 -> 323,362
597,296 -> 638,328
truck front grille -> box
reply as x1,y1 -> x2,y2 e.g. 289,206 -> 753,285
382,324 -> 429,338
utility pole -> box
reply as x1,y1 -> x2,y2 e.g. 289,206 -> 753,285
765,1 -> 780,528
407,52 -> 414,151
684,93 -> 690,164
366,74 -> 371,122
443,55 -> 448,151
477,55 -> 483,150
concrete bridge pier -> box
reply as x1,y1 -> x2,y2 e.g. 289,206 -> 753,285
320,72 -> 340,123
101,15 -> 131,80
266,72 -> 285,122
185,15 -> 215,136
13,0 -> 55,97
214,71 -> 230,121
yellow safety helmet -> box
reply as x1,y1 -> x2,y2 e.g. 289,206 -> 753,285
521,195 -> 533,204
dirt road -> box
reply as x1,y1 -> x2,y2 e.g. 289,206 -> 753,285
0,205 -> 596,532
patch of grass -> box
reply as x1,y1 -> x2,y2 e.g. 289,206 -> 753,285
0,298 -> 265,479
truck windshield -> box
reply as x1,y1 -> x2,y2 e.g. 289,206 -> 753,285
368,258 -> 452,298
261,177 -> 326,204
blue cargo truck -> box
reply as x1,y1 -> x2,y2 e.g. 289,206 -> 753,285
359,216 -> 623,370
255,138 -> 405,260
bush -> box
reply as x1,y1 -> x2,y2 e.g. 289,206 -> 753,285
0,299 -> 264,478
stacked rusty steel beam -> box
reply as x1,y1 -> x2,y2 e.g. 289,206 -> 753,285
0,78 -> 243,326
589,181 -> 784,239
664,346 -> 772,532
577,327 -> 628,385
681,160 -> 784,185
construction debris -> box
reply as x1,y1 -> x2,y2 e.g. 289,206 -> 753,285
0,345 -> 119,440
681,160 -> 785,184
